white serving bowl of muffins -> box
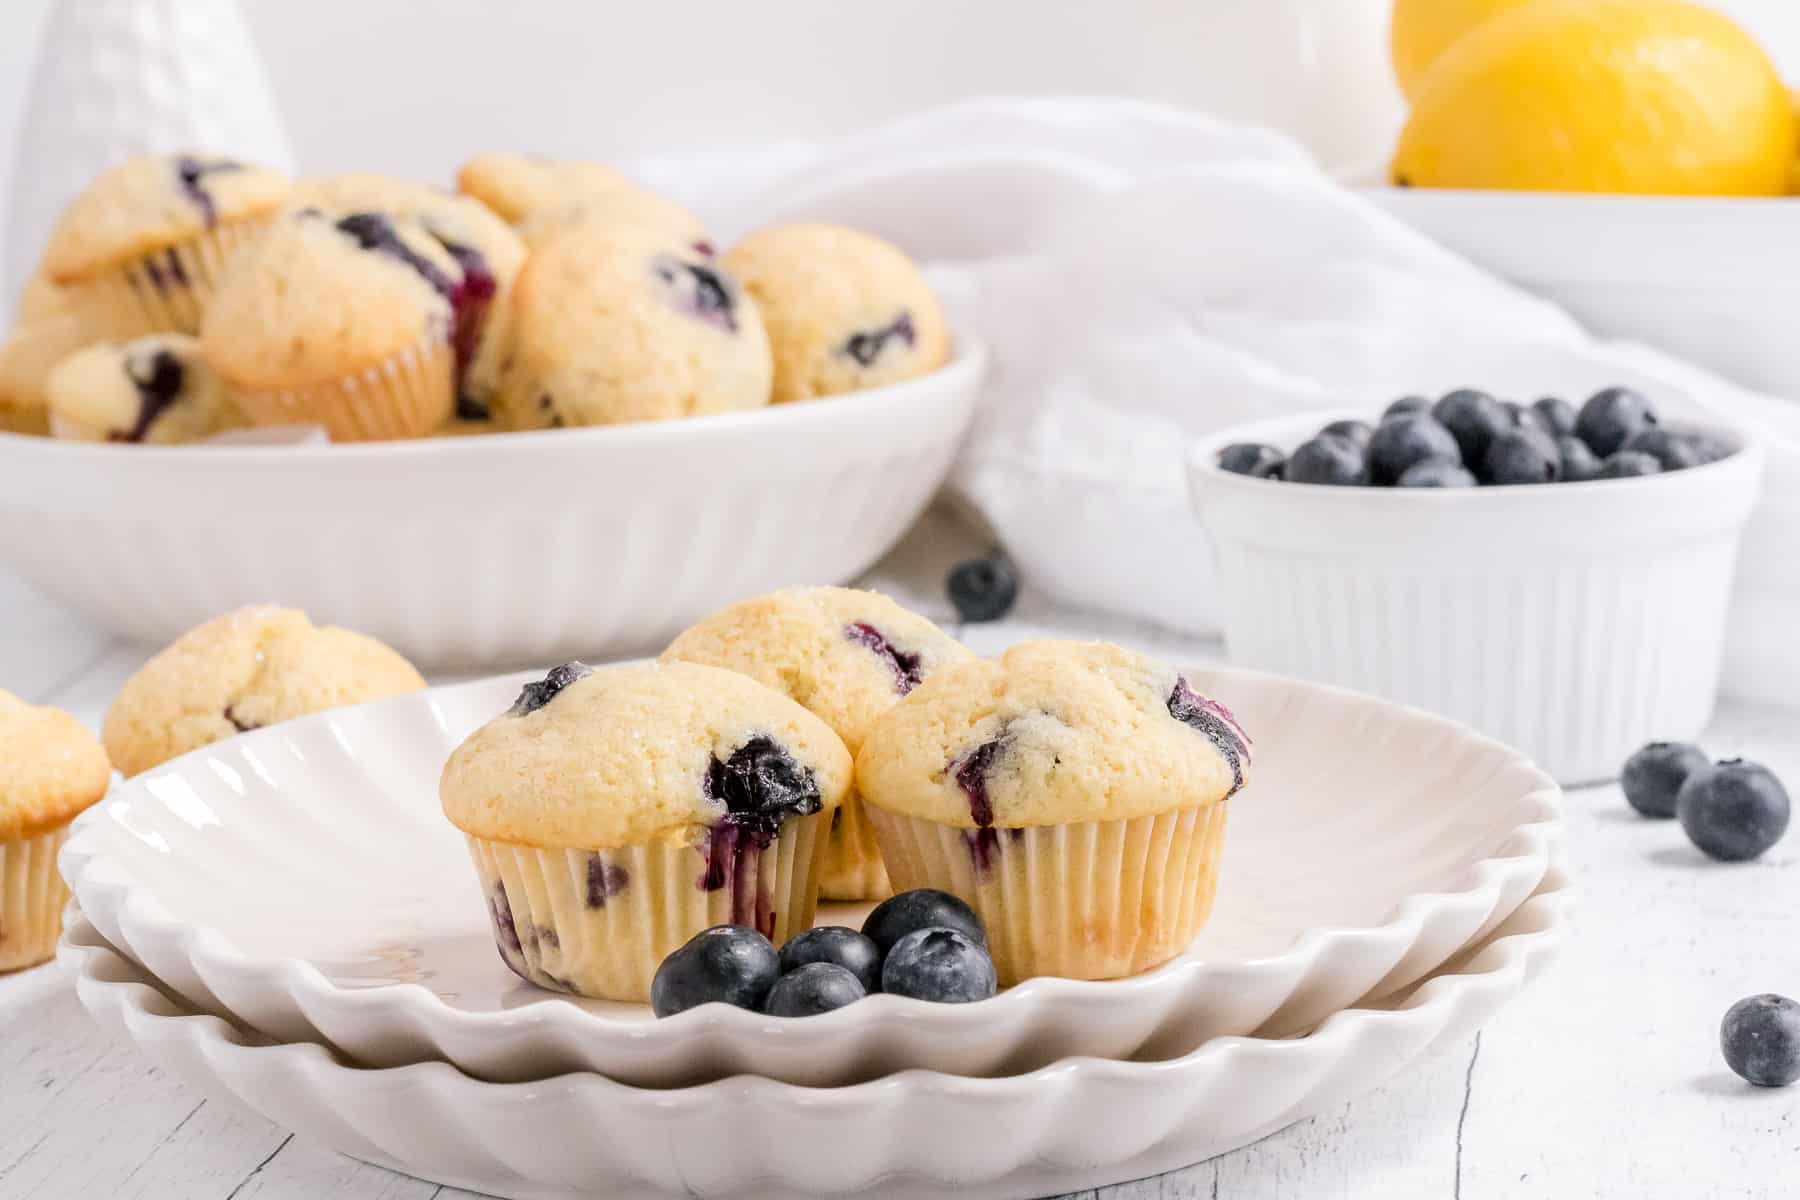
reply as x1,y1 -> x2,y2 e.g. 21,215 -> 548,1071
0,153 -> 981,668
1188,384 -> 1764,785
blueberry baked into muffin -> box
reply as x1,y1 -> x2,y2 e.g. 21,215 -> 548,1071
856,640 -> 1251,985
102,605 -> 426,776
723,223 -> 949,404
663,587 -> 972,900
0,690 -> 112,971
493,222 -> 772,428
440,661 -> 850,1001
46,333 -> 245,443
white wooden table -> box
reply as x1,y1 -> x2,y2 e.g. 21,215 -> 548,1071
1,506 -> 1795,1200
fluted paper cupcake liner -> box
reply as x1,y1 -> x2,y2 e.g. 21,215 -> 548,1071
69,216 -> 270,337
235,331 -> 453,442
0,824 -> 72,972
820,793 -> 891,901
464,811 -> 829,1003
865,802 -> 1229,987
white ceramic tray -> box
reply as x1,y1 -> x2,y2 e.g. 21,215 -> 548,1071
61,872 -> 1570,1200
62,663 -> 1562,1088
0,341 -> 983,669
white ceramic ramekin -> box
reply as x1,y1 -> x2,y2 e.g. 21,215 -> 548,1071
0,341 -> 983,669
1188,412 -> 1764,784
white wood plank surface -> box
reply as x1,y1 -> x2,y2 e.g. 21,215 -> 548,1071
1,507 -> 1794,1200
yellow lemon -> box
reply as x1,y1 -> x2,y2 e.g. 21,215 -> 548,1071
1393,0 -> 1796,196
1390,0 -> 1540,101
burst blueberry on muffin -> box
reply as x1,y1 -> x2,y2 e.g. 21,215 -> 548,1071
440,660 -> 850,1002
856,640 -> 1251,986
45,333 -> 245,443
454,152 -> 641,224
201,208 -> 487,439
0,690 -> 112,971
722,223 -> 949,404
40,154 -> 290,338
493,222 -> 772,429
102,605 -> 426,776
662,587 -> 973,900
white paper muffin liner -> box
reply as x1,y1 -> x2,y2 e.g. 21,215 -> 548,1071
463,811 -> 830,1003
0,824 -> 71,972
866,802 -> 1229,987
821,793 -> 891,901
235,331 -> 453,442
72,216 -> 270,337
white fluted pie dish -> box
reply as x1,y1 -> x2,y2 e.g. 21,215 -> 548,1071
0,340 -> 983,669
62,662 -> 1562,1088
60,872 -> 1569,1200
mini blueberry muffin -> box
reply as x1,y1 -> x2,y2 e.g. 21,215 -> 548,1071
287,175 -> 527,419
722,224 -> 949,404
41,154 -> 290,337
455,152 -> 640,223
46,333 -> 245,443
440,661 -> 851,1002
201,208 -> 480,439
102,605 -> 426,776
0,690 -> 112,971
0,270 -> 129,435
662,587 -> 973,900
493,223 -> 772,429
856,640 -> 1252,986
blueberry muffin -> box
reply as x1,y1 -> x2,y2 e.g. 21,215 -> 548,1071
42,154 -> 290,337
856,640 -> 1252,985
0,271 -> 126,435
288,175 -> 527,419
722,224 -> 949,404
102,605 -> 426,776
455,152 -> 640,223
201,208 -> 480,439
493,223 -> 772,429
46,333 -> 245,443
440,661 -> 850,1002
0,690 -> 112,971
662,587 -> 972,900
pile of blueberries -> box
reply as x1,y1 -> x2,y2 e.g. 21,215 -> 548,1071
651,888 -> 997,1018
1619,742 -> 1799,1089
1219,386 -> 1730,488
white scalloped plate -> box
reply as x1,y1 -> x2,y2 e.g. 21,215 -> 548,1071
60,874 -> 1570,1200
61,663 -> 1562,1087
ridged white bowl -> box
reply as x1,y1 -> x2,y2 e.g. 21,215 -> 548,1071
60,875 -> 1570,1200
0,342 -> 983,669
1189,412 -> 1763,785
61,663 -> 1562,1088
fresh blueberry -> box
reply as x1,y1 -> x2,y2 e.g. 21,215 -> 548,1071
1432,389 -> 1510,466
1217,443 -> 1286,479
509,661 -> 593,716
779,926 -> 882,994
1505,400 -> 1556,442
1532,396 -> 1578,437
1721,994 -> 1800,1087
1624,428 -> 1711,472
1558,436 -> 1603,483
1595,451 -> 1662,479
764,962 -> 867,1017
1368,415 -> 1454,485
1287,433 -> 1370,486
947,555 -> 1019,623
881,928 -> 998,1003
863,888 -> 987,957
1621,742 -> 1710,819
1396,460 -> 1477,487
651,925 -> 780,1017
1383,395 -> 1432,422
705,737 -> 822,835
1320,419 -> 1374,448
1676,759 -> 1791,862
1481,430 -> 1560,485
1577,387 -> 1658,457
